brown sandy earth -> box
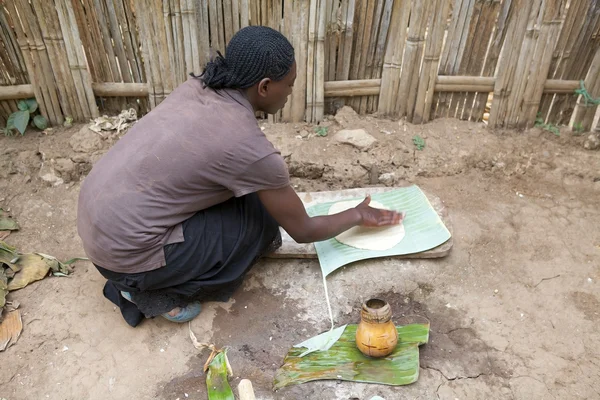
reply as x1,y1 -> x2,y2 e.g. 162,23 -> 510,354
1,107 -> 599,400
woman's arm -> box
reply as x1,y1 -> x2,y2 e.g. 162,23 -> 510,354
258,185 -> 403,243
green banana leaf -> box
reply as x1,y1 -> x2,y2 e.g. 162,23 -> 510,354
307,185 -> 451,276
206,350 -> 234,400
274,318 -> 429,390
0,210 -> 19,231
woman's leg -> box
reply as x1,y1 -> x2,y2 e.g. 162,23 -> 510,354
97,193 -> 281,324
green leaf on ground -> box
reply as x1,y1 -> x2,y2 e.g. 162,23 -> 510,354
413,135 -> 425,151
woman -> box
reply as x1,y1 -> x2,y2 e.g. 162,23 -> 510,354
77,26 -> 402,327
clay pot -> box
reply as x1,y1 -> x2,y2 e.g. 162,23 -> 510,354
356,298 -> 398,358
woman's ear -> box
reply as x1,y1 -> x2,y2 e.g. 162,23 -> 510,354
258,78 -> 271,98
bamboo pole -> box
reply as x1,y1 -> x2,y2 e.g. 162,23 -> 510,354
519,0 -> 565,128
291,0 -> 309,122
471,0 -> 512,121
489,0 -> 533,128
0,12 -> 28,83
504,0 -> 544,127
347,0 -> 367,110
223,0 -> 234,44
29,0 -> 78,122
54,0 -> 92,119
154,0 -> 175,98
413,0 -> 450,124
197,0 -> 210,66
0,85 -> 34,101
378,0 -> 411,115
359,0 -> 384,114
91,0 -> 120,81
105,0 -> 134,83
232,0 -> 240,32
92,82 -> 150,97
122,0 -> 145,83
553,3 -> 600,125
455,0 -> 500,121
172,0 -> 187,83
181,0 -> 194,75
538,0 -> 584,119
398,0 -> 431,121
325,87 -> 380,97
367,0 -> 393,113
134,0 -> 158,107
434,0 -> 475,118
571,47 -> 600,132
305,0 -> 318,122
324,0 -> 336,82
315,0 -> 327,121
281,0 -> 294,121
350,0 -> 375,112
11,0 -> 62,124
240,0 -> 249,28
208,0 -> 221,50
60,0 -> 99,118
46,0 -> 86,117
337,0 -> 355,82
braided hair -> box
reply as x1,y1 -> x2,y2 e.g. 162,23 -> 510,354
198,26 -> 295,89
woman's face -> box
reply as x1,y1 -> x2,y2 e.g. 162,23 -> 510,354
257,61 -> 297,114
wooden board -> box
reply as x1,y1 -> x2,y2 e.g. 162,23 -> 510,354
269,187 -> 453,259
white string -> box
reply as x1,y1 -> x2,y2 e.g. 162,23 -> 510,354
322,272 -> 335,331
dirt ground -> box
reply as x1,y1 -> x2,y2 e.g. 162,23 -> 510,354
1,107 -> 599,400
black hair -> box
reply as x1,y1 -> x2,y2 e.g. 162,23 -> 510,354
196,26 -> 295,89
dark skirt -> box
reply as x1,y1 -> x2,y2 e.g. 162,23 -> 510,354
95,193 -> 281,327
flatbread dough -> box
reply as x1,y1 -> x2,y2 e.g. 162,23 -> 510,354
328,199 -> 406,251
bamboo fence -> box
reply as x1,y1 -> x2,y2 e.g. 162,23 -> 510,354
1,0 -> 599,131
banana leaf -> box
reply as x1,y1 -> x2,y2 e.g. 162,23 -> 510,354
0,210 -> 18,231
307,186 -> 451,276
206,350 -> 234,400
274,318 -> 429,389
1,241 -> 86,291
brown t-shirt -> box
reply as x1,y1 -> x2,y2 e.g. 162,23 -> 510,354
77,79 -> 290,273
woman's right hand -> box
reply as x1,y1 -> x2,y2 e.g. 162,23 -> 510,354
355,195 -> 405,227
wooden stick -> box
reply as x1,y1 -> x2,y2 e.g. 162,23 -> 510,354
237,379 -> 256,400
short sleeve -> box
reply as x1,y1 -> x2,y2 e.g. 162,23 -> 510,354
228,153 -> 290,197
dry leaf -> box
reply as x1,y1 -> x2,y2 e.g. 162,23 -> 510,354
0,309 -> 22,351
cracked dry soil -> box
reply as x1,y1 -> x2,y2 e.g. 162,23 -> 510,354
1,110 -> 599,400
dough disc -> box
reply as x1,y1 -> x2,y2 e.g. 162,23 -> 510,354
328,199 -> 405,251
